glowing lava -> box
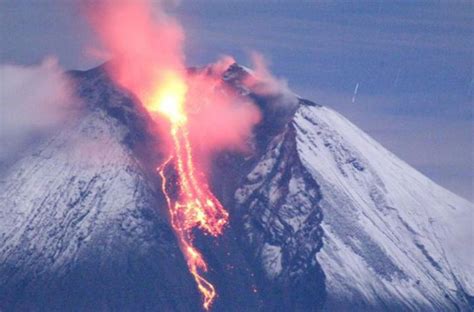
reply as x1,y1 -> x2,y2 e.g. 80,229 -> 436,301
152,72 -> 228,310
85,1 -> 258,308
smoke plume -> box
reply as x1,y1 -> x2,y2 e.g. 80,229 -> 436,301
84,0 -> 185,103
245,51 -> 299,110
85,0 -> 261,161
0,58 -> 76,164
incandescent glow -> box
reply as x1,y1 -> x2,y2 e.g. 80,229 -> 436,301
149,72 -> 188,125
154,72 -> 228,310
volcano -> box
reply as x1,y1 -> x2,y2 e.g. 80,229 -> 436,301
0,63 -> 472,312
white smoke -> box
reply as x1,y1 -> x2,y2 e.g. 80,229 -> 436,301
246,51 -> 299,109
0,57 -> 77,163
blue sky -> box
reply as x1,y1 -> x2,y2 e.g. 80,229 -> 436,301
1,1 -> 472,200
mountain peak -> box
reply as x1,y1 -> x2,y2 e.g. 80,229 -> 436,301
0,64 -> 472,311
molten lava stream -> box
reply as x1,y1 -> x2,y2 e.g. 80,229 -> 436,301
154,73 -> 228,310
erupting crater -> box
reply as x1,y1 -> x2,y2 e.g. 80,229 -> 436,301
151,71 -> 228,310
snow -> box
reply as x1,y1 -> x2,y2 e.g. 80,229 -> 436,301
0,93 -> 200,310
294,104 -> 473,310
0,109 -> 149,269
261,243 -> 283,278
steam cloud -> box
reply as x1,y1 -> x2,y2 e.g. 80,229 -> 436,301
0,58 -> 75,164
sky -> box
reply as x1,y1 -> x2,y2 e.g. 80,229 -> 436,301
0,0 -> 472,201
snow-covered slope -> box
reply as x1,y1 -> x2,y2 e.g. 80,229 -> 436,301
294,104 -> 473,311
0,69 -> 201,311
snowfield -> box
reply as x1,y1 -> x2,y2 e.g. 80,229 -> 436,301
295,104 -> 473,310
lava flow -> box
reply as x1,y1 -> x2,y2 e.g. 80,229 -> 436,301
85,1 -> 259,309
152,71 -> 228,310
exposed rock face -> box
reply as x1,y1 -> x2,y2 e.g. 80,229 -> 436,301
235,124 -> 325,311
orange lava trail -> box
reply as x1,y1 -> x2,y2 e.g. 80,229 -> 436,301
153,73 -> 228,310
